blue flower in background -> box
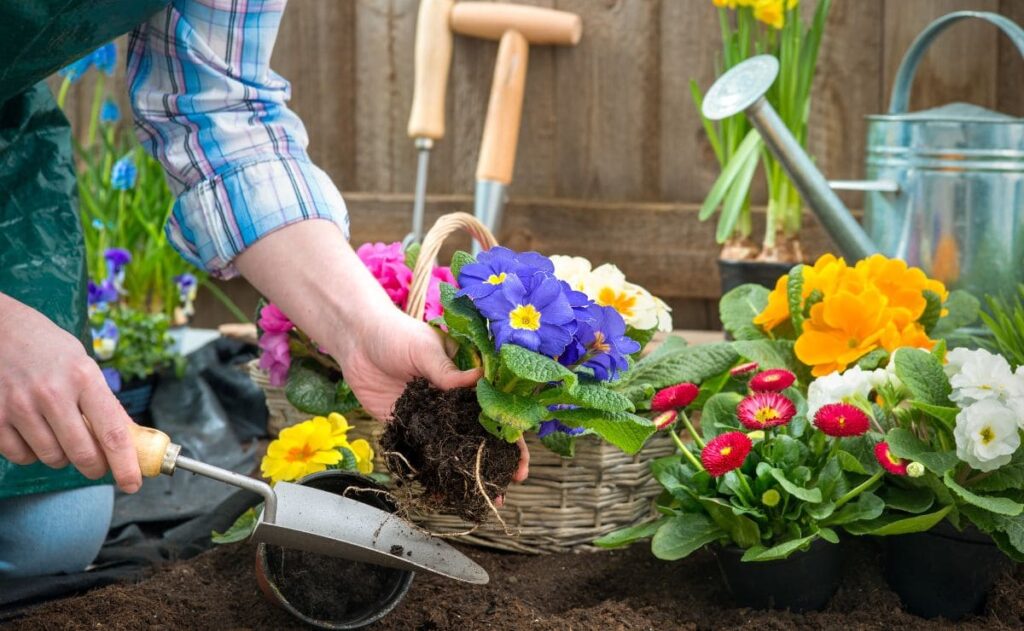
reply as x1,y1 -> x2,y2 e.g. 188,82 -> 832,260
101,367 -> 122,393
457,246 -> 554,301
87,279 -> 119,307
100,99 -> 120,123
560,304 -> 639,382
104,247 -> 132,292
92,319 -> 119,361
91,218 -> 106,230
58,56 -> 94,83
58,42 -> 117,83
111,155 -> 137,190
477,272 -> 576,358
174,273 -> 198,318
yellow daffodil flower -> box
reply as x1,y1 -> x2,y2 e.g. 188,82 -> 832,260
754,0 -> 784,29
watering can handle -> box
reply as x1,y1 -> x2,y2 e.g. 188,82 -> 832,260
889,11 -> 1024,114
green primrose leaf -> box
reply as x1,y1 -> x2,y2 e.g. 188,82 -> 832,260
730,339 -> 797,371
613,342 -> 739,404
594,517 -> 669,549
651,513 -> 725,561
856,348 -> 890,371
404,242 -> 422,272
552,408 -> 655,455
970,452 -> 1024,493
910,401 -> 959,428
440,283 -> 498,379
699,392 -> 744,441
211,506 -> 259,544
285,360 -> 357,416
944,472 -> 1024,516
919,290 -> 944,334
540,431 -> 579,458
894,347 -> 952,406
960,505 -> 1024,557
476,379 -> 548,442
499,344 -> 577,391
626,325 -> 658,356
719,284 -> 770,340
844,505 -> 952,536
886,427 -> 959,475
698,497 -> 761,549
450,250 -> 476,280
741,534 -> 818,562
770,468 -> 822,503
787,265 -> 805,334
932,290 -> 981,337
538,383 -> 634,414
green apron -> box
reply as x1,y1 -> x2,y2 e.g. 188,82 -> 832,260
0,0 -> 168,499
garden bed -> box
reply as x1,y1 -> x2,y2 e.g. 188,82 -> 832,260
8,538 -> 1023,630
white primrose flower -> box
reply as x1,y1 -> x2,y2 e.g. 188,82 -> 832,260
953,398 -> 1021,472
869,355 -> 902,391
652,295 -> 674,333
550,255 -> 592,292
807,366 -> 875,419
949,348 -> 1017,405
580,264 -> 652,330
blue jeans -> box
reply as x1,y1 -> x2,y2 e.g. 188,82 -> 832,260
0,485 -> 113,578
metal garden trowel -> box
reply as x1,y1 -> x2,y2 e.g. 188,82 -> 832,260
126,423 -> 489,584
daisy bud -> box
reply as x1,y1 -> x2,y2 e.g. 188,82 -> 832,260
749,369 -> 797,393
651,383 -> 700,412
730,361 -> 759,380
747,430 -> 766,442
653,410 -> 679,431
907,462 -> 926,478
761,489 -> 781,507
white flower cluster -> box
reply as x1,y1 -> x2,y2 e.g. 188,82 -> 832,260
947,348 -> 1024,472
806,363 -> 901,419
550,255 -> 673,333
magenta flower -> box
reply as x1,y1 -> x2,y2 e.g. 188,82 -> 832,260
259,332 -> 291,387
357,242 -> 413,307
259,303 -> 293,334
424,267 -> 456,322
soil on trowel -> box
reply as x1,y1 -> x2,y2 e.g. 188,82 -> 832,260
262,545 -> 401,623
8,538 -> 1024,630
380,378 -> 519,523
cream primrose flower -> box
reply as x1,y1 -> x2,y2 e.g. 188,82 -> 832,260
949,348 -> 1017,405
953,398 -> 1021,472
549,255 -> 593,292
652,294 -> 674,333
579,264 -> 653,330
807,366 -> 875,419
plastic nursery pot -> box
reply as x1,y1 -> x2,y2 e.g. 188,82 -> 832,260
713,537 -> 843,612
255,470 -> 415,630
883,521 -> 1014,620
115,374 -> 158,425
718,259 -> 795,296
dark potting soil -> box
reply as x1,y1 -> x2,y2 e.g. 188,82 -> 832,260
262,545 -> 398,622
380,378 -> 519,523
9,538 -> 1024,630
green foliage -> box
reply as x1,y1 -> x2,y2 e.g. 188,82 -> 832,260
786,266 -> 805,334
613,342 -> 739,404
94,306 -> 179,381
552,408 -> 655,455
886,428 -> 959,476
651,514 -> 724,561
981,285 -> 1024,368
731,339 -> 797,371
449,250 -> 475,280
285,359 -> 360,416
476,379 -> 548,442
499,344 -> 577,394
594,517 -> 668,549
893,348 -> 953,407
719,284 -> 769,340
440,283 -> 499,380
212,506 -> 259,544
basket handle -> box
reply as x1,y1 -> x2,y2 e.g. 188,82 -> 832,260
404,212 -> 498,320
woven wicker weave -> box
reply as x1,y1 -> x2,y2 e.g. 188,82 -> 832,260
250,212 -> 672,553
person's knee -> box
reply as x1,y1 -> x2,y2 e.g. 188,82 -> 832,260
0,484 -> 114,578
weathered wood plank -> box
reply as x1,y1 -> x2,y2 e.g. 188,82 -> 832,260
882,0 -> 1000,113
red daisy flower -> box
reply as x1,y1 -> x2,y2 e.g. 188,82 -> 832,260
749,369 -> 796,392
874,441 -> 909,476
701,432 -> 752,477
653,410 -> 679,431
814,403 -> 870,437
651,382 -> 700,412
730,362 -> 759,379
736,392 -> 796,430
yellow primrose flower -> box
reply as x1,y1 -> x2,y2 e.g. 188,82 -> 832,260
795,286 -> 893,376
712,0 -> 739,8
324,412 -> 352,443
260,417 -> 345,484
347,438 -> 375,475
754,0 -> 784,29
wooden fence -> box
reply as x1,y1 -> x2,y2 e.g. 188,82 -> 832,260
57,0 -> 1024,329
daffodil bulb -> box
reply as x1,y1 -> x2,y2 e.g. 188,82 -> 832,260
954,398 -> 1021,472
807,366 -> 874,419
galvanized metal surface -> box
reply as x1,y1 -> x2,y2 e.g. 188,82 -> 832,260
472,179 -> 506,254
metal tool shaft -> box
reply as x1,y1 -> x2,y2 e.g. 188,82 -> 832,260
175,454 -> 278,523
409,137 -> 433,244
473,179 -> 506,254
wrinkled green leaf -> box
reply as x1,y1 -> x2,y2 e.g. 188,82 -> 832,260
613,343 -> 739,404
539,383 -> 634,414
933,290 -> 981,337
894,348 -> 952,406
787,265 -> 805,334
285,360 -> 357,416
450,250 -> 475,280
910,401 -> 959,428
440,283 -> 498,379
554,408 -> 655,455
856,349 -> 890,371
971,452 -> 1024,493
944,472 -> 1024,516
919,290 -> 944,334
404,242 -> 422,271
540,431 -> 578,458
731,339 -> 797,371
212,506 -> 259,544
476,379 -> 548,442
500,344 -> 577,391
719,285 -> 769,340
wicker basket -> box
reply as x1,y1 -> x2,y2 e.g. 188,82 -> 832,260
250,212 -> 673,553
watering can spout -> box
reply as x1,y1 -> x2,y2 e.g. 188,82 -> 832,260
701,55 -> 879,262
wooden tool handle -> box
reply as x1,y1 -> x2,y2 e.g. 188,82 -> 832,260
476,30 -> 528,184
407,0 -> 454,140
451,2 -> 582,46
82,416 -> 174,478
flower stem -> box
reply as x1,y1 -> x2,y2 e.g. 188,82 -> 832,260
834,470 -> 883,510
679,411 -> 706,449
57,77 -> 72,109
670,429 -> 705,473
735,471 -> 757,505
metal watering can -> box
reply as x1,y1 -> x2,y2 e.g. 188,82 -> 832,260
702,11 -> 1024,299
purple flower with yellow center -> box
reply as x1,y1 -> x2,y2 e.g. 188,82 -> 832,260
538,405 -> 586,438
560,304 -> 639,382
457,246 -> 554,301
87,279 -> 119,307
111,155 -> 137,190
476,272 -> 576,358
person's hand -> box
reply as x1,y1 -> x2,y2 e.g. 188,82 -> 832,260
330,306 -> 529,483
0,294 -> 142,492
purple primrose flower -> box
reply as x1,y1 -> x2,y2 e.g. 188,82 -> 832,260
476,272 -> 576,358
560,304 -> 639,382
456,246 -> 554,302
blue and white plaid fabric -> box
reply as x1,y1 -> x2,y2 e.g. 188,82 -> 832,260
128,0 -> 349,278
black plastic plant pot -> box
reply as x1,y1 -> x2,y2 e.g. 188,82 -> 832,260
255,470 -> 415,630
713,538 -> 843,612
115,374 -> 158,425
718,259 -> 795,296
883,521 -> 1014,620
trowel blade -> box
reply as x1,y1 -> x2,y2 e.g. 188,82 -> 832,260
252,481 -> 488,585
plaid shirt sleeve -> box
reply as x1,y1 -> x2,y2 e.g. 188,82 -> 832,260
127,0 -> 350,279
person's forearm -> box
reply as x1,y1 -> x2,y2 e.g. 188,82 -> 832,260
233,220 -> 395,359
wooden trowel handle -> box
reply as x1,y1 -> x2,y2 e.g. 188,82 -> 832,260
82,416 -> 175,478
476,30 -> 529,184
407,0 -> 454,140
